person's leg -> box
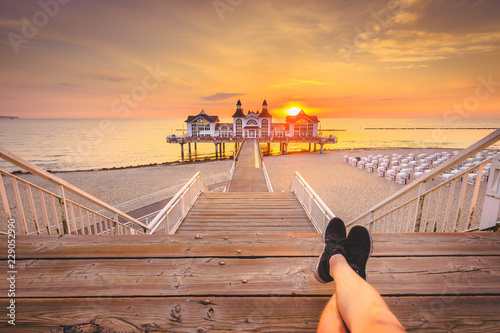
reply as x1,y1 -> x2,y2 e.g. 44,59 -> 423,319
317,293 -> 349,333
314,219 -> 405,333
330,254 -> 405,333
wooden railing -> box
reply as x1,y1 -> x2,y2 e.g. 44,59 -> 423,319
0,147 -> 148,235
347,129 -> 500,232
289,172 -> 335,233
97,172 -> 231,224
257,140 -> 274,192
148,171 -> 208,234
227,140 -> 244,191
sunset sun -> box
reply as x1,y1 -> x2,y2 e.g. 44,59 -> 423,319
286,107 -> 301,116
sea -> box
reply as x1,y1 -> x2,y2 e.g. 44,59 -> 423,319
0,118 -> 499,172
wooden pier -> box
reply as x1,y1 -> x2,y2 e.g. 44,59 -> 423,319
167,135 -> 337,157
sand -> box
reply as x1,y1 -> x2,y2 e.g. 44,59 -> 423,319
264,148 -> 463,222
7,147 -> 484,233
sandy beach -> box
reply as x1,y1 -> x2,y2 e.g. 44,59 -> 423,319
7,147 -> 468,229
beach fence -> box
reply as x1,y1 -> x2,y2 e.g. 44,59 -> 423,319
0,147 -> 149,235
346,129 -> 500,233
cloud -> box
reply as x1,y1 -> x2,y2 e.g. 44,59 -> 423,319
367,31 -> 500,62
201,93 -> 244,101
58,82 -> 80,88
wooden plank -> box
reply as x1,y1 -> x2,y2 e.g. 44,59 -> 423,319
6,233 -> 500,259
2,256 -> 499,297
2,296 -> 499,332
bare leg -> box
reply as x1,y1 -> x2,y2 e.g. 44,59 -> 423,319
330,254 -> 405,333
317,294 -> 349,333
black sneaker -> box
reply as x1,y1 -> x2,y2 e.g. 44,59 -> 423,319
314,217 -> 347,283
345,225 -> 373,280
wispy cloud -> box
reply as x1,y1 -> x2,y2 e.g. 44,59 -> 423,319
201,92 -> 244,101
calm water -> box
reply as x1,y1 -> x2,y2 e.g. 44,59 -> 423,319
0,118 -> 498,172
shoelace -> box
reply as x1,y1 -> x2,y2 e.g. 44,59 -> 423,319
324,237 -> 347,256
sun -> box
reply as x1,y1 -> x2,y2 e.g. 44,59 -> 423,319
286,107 -> 301,116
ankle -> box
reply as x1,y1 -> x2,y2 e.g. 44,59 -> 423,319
329,254 -> 347,271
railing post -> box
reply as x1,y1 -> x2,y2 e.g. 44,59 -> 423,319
368,211 -> 374,232
57,185 -> 70,234
412,182 -> 425,232
479,154 -> 500,230
0,175 -> 12,220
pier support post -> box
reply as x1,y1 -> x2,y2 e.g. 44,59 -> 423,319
188,143 -> 191,154
223,143 -> 225,155
309,143 -> 311,151
267,143 -> 271,154
180,143 -> 184,160
215,143 -> 219,159
284,144 -> 288,155
320,144 -> 324,154
194,142 -> 197,150
314,143 -> 317,152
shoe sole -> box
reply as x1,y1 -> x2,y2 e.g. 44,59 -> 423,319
313,222 -> 334,283
313,243 -> 329,283
356,225 -> 373,282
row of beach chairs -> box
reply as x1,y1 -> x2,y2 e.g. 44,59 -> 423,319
344,150 -> 497,185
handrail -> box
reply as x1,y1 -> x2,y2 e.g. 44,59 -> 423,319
262,162 -> 274,192
0,147 -> 149,232
227,140 -> 244,191
148,171 -> 208,234
289,171 -> 335,233
257,139 -> 274,192
366,157 -> 494,233
347,128 -> 500,228
100,171 -> 231,214
0,168 -> 142,235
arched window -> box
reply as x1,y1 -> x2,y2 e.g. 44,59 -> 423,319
295,119 -> 309,137
261,119 -> 269,137
235,119 -> 242,137
275,125 -> 285,137
219,126 -> 229,137
246,119 -> 258,126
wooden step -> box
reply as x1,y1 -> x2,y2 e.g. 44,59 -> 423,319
177,192 -> 316,234
2,233 -> 500,332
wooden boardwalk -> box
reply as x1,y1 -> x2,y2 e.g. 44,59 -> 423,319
228,139 -> 269,192
2,232 -> 499,331
177,139 -> 317,234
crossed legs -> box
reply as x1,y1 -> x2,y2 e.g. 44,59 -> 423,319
314,218 -> 405,333
318,255 -> 405,333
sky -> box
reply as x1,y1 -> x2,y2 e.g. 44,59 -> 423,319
0,0 -> 499,119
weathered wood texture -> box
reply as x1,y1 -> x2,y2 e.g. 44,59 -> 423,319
8,232 -> 500,259
178,192 -> 316,233
2,296 -> 500,332
1,233 -> 499,332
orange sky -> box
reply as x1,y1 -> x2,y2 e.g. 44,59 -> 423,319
1,0 -> 499,119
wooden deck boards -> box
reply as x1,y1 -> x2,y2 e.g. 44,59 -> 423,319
177,192 -> 316,234
1,233 -> 499,331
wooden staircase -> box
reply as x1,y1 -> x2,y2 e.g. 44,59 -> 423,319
176,192 -> 317,233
